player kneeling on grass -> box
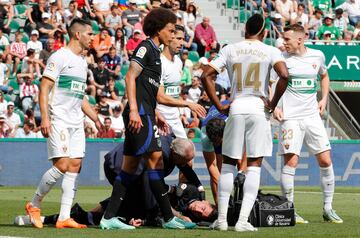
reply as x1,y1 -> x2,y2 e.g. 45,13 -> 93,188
272,24 -> 343,224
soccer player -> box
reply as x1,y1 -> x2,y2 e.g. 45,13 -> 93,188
157,24 -> 199,139
273,24 -> 343,224
25,19 -> 103,229
99,8 -> 205,230
201,14 -> 289,232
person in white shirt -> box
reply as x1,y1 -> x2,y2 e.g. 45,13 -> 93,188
186,76 -> 202,103
0,91 -> 8,114
93,0 -> 113,25
111,105 -> 125,138
273,24 -> 343,224
0,58 -> 10,93
201,14 -> 289,232
5,101 -> 21,133
291,3 -> 309,28
15,121 -> 37,138
27,30 -> 43,59
337,0 -> 360,26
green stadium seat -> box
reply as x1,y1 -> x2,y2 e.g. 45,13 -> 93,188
239,10 -> 251,23
188,51 -> 200,63
14,4 -> 28,19
8,20 -> 21,33
264,38 -> 276,46
8,79 -> 20,95
3,94 -> 12,102
334,0 -> 346,7
115,80 -> 126,96
347,25 -> 355,32
64,34 -> 70,43
87,95 -> 97,105
120,64 -> 129,77
227,0 -> 239,8
91,20 -> 101,34
22,33 -> 29,43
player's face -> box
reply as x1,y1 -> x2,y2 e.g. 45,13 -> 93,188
188,201 -> 215,220
169,30 -> 184,54
79,25 -> 94,50
158,23 -> 175,46
283,30 -> 301,54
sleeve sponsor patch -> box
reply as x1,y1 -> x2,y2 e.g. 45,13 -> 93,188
135,46 -> 147,59
47,62 -> 55,71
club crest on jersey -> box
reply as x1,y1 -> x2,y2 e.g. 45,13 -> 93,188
283,143 -> 290,150
47,62 -> 55,71
312,64 -> 317,69
136,47 -> 147,59
62,145 -> 68,153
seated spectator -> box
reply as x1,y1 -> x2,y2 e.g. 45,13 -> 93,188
308,9 -> 323,39
21,49 -> 44,78
354,28 -> 360,40
92,58 -> 111,95
8,32 -> 27,75
0,112 -> 12,138
0,56 -> 10,93
15,121 -> 37,138
180,49 -> 193,71
126,29 -> 143,58
316,14 -> 342,40
25,0 -> 48,32
183,1 -> 200,31
111,105 -> 125,138
50,0 -> 67,33
112,28 -> 129,65
93,0 -> 113,26
187,128 -> 196,139
185,76 -> 203,103
37,12 -> 58,47
27,30 -> 43,59
98,91 -> 113,117
179,89 -> 192,126
0,91 -> 8,114
19,74 -> 39,112
92,28 -> 112,58
194,17 -> 220,57
275,0 -> 295,26
5,101 -> 21,133
105,5 -> 123,36
135,0 -> 152,13
197,91 -> 212,113
312,0 -> 332,15
315,30 -> 336,44
122,0 -> 142,38
334,8 -> 348,36
102,77 -> 121,107
53,30 -> 66,51
336,0 -> 360,26
338,31 -> 356,45
24,107 -> 40,129
97,117 -> 116,138
75,0 -> 96,20
0,29 -> 10,55
0,0 -> 13,35
103,47 -> 121,79
64,0 -> 83,27
39,38 -> 55,66
291,3 -> 309,27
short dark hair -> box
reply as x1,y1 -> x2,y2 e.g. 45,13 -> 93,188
68,18 -> 92,38
245,14 -> 265,36
298,3 -> 305,8
111,5 -> 117,10
284,24 -> 305,34
143,8 -> 177,37
335,8 -> 343,14
104,117 -> 112,122
175,24 -> 185,34
206,118 -> 226,143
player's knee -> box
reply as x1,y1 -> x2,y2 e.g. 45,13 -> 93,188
223,155 -> 237,166
247,157 -> 263,167
316,150 -> 332,167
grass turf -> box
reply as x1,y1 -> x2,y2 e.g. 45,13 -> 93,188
0,186 -> 359,238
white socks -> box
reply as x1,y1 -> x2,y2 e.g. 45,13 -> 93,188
31,166 -> 63,208
238,166 -> 261,224
280,165 -> 296,203
58,172 -> 79,221
217,163 -> 236,224
320,164 -> 334,211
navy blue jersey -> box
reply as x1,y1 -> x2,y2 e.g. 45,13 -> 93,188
202,100 -> 229,127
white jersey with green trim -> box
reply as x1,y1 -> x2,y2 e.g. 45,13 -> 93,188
42,48 -> 88,128
281,48 -> 326,120
210,39 -> 284,116
157,54 -> 182,120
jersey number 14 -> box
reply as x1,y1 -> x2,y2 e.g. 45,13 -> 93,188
233,63 -> 261,91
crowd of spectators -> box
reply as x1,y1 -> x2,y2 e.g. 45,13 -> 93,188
0,0 -> 358,139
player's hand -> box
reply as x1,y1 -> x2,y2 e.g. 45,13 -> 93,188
218,104 -> 230,116
129,110 -> 143,134
180,215 -> 192,222
129,218 -> 143,227
95,120 -> 104,133
318,99 -> 327,116
40,117 -> 51,138
188,102 -> 206,118
260,96 -> 273,112
273,107 -> 283,121
156,112 -> 170,136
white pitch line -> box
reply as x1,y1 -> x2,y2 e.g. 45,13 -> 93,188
265,190 -> 360,196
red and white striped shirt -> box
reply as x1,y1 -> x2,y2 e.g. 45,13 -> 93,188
10,42 -> 27,58
20,83 -> 39,99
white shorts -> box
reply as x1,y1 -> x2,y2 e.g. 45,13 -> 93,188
223,114 -> 272,159
47,124 -> 86,160
167,117 -> 187,139
278,114 -> 331,156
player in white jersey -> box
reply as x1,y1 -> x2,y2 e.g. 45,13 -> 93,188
201,14 -> 289,232
157,25 -> 201,139
273,24 -> 343,224
25,19 -> 103,229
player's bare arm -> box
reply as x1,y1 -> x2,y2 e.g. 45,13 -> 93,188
269,61 -> 289,111
81,98 -> 104,132
126,60 -> 144,134
318,72 -> 330,116
201,65 -> 229,115
157,86 -> 206,118
39,76 -> 55,138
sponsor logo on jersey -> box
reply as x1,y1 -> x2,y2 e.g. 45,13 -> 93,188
71,81 -> 86,93
47,62 -> 55,71
136,46 -> 147,59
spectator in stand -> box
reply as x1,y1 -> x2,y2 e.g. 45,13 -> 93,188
5,101 -> 21,133
112,28 -> 129,65
39,38 -> 55,66
185,76 -> 203,103
53,30 -> 66,50
171,1 -> 185,23
122,0 -> 142,38
338,31 -> 356,45
180,49 -> 193,70
92,28 -> 112,58
19,74 -> 39,112
102,77 -> 121,107
334,8 -> 348,37
105,5 -> 123,36
194,17 -> 220,57
0,112 -> 12,138
93,0 -> 113,26
126,29 -> 143,58
98,91 -> 113,117
27,30 -> 43,59
92,58 -> 111,96
297,0 -> 314,15
291,3 -> 309,28
97,117 -> 116,138
312,0 -> 332,14
187,128 -> 196,139
134,0 -> 152,13
37,12 -> 58,47
0,91 -> 8,114
0,29 -> 10,56
21,49 -> 44,78
73,0 -> 95,20
50,0 -> 67,33
198,90 -> 212,113
275,0 -> 295,27
8,31 -> 27,76
0,0 -> 13,35
316,14 -> 342,40
103,47 -> 121,79
25,107 -> 40,129
308,9 -> 323,39
25,0 -> 48,33
354,28 -> 360,40
336,0 -> 360,26
0,56 -> 10,93
64,0 -> 83,27
111,105 -> 125,138
15,121 -> 37,138
183,1 -> 200,31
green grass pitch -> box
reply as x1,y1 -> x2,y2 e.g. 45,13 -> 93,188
0,186 -> 359,238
